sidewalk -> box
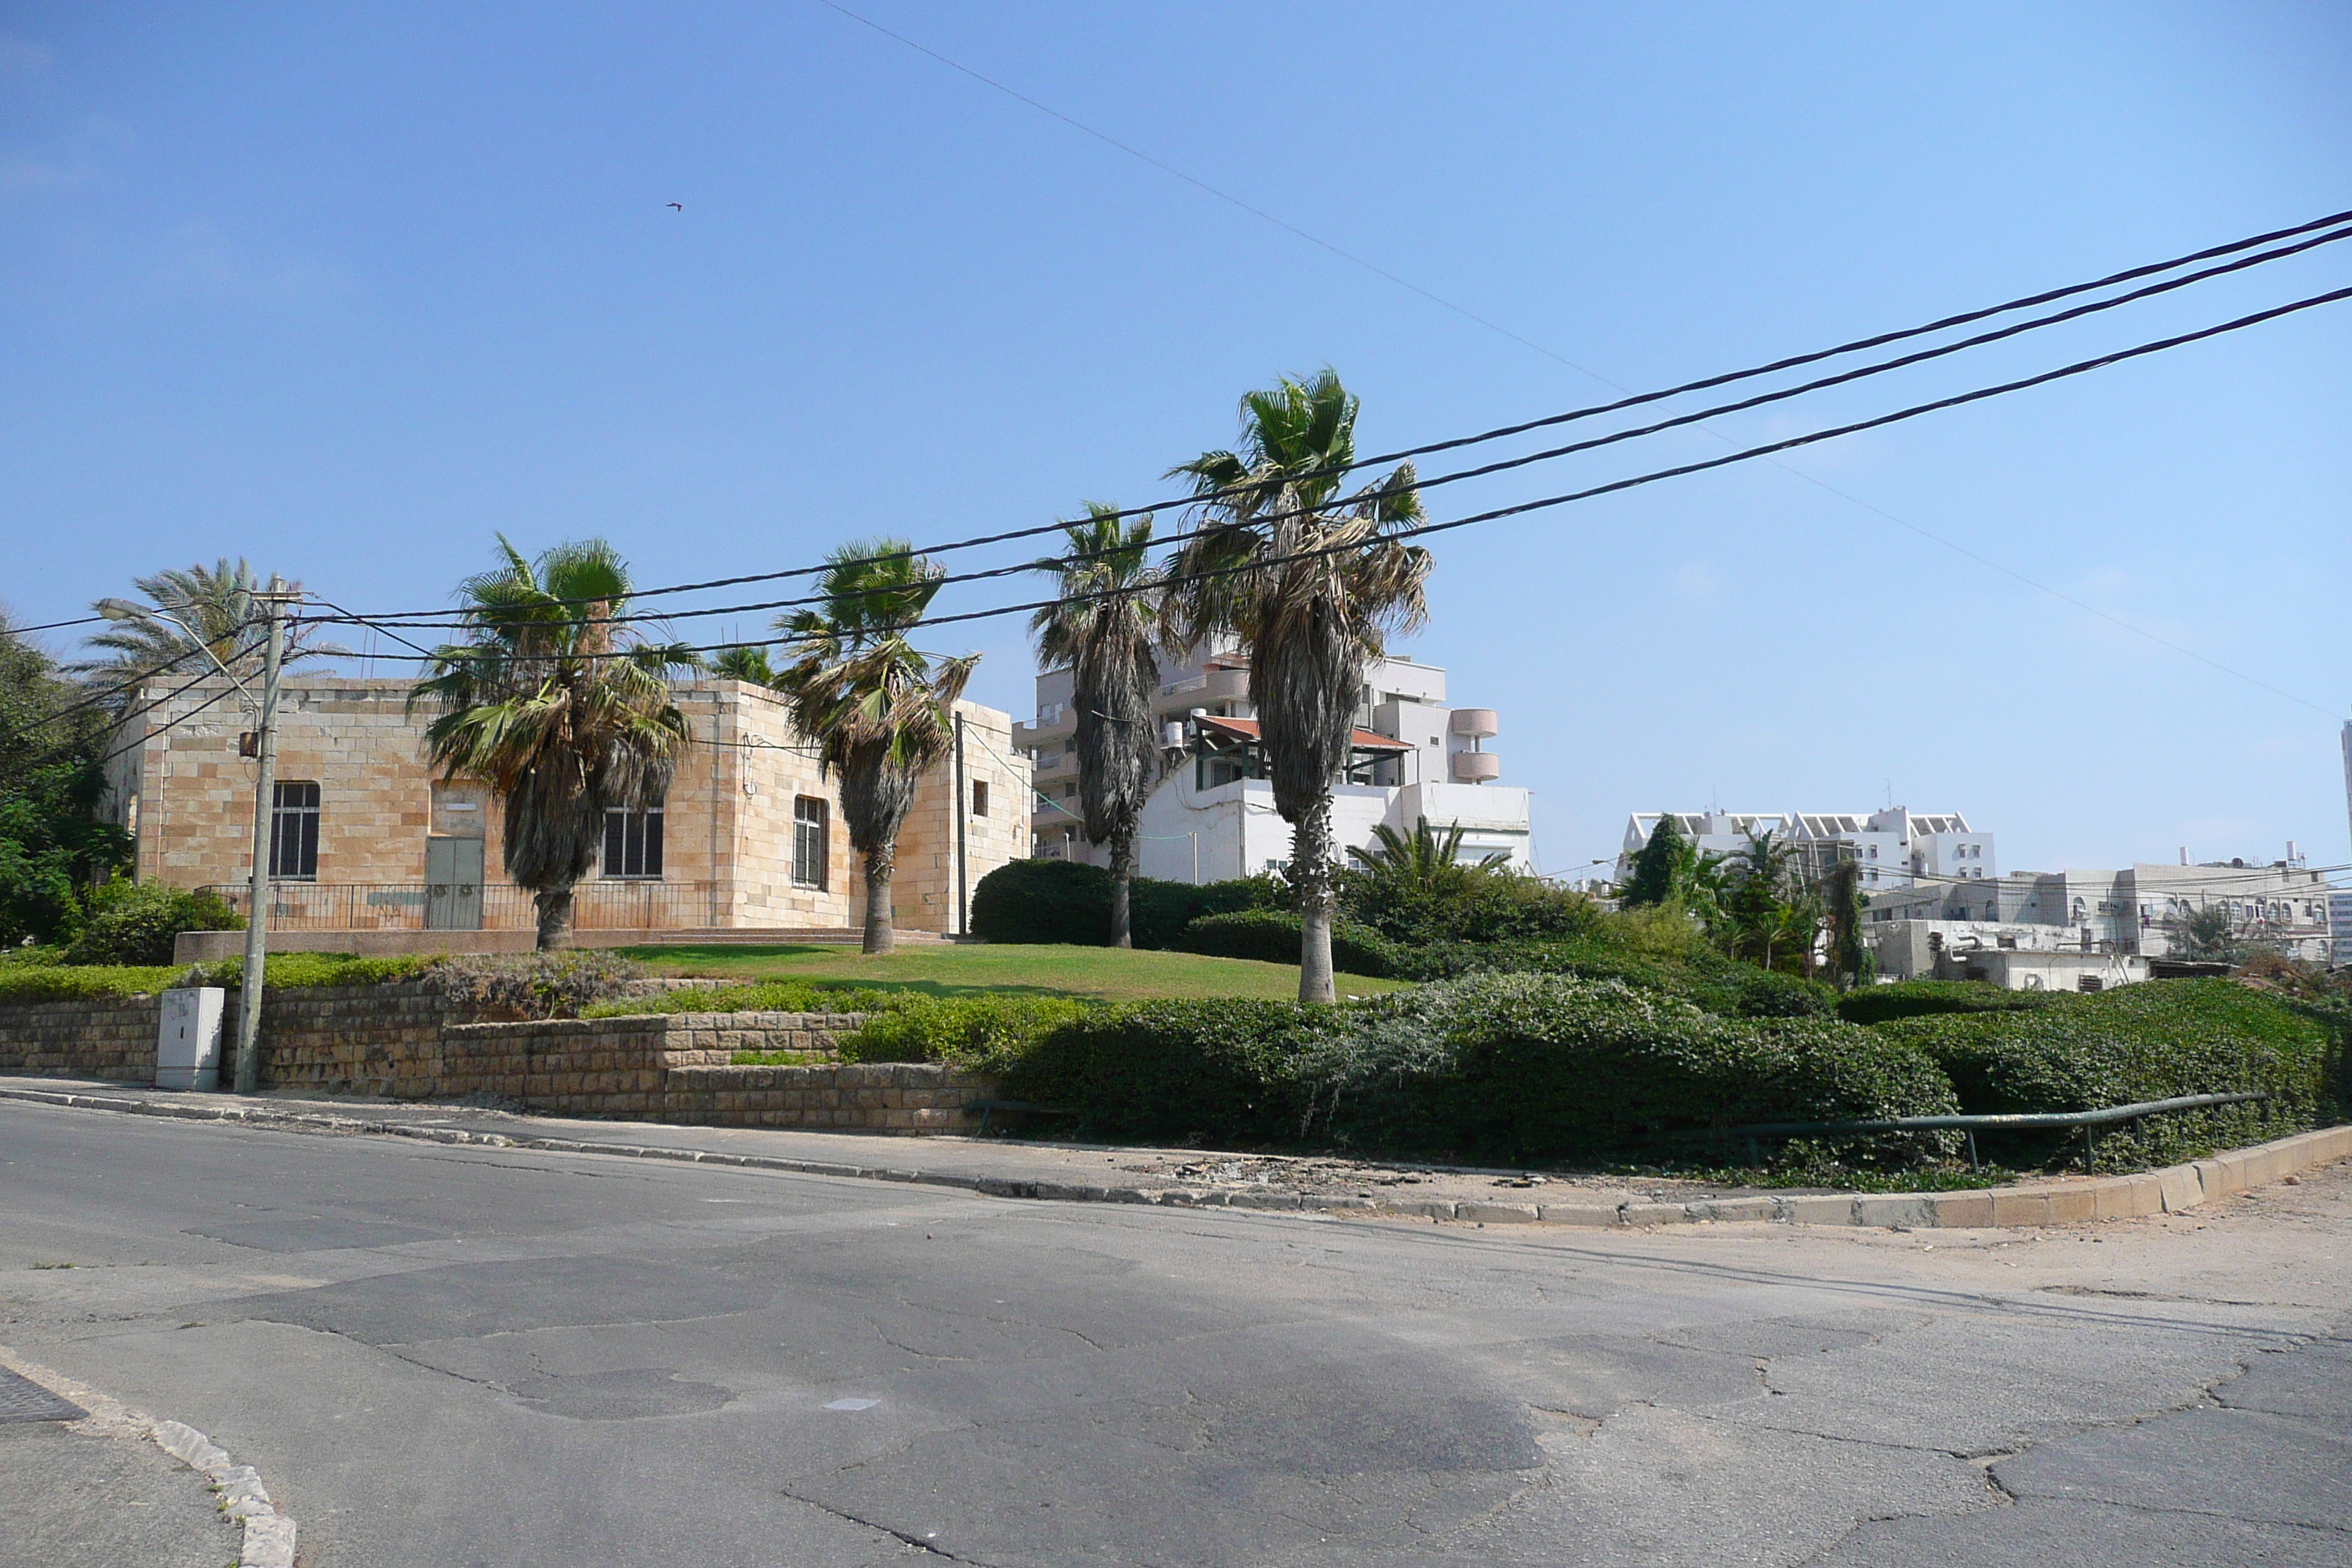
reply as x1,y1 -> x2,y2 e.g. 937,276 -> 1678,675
3,1074 -> 2345,1229
0,1362 -> 241,1568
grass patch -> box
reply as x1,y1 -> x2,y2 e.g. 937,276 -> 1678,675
617,942 -> 1407,1003
728,1049 -> 831,1066
0,962 -> 189,1004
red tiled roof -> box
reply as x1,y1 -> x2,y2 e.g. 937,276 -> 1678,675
1194,714 -> 1411,753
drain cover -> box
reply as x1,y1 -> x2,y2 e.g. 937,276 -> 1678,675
0,1368 -> 85,1423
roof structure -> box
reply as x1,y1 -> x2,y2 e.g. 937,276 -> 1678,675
1194,714 -> 1412,753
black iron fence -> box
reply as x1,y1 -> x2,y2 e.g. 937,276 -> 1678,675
200,881 -> 725,932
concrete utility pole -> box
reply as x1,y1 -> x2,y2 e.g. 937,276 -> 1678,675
233,581 -> 299,1095
954,711 -> 969,938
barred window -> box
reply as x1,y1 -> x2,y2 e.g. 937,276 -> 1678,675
269,781 -> 320,879
793,796 -> 829,890
603,800 -> 664,878
971,780 -> 989,818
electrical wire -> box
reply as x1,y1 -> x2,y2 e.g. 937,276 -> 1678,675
302,222 -> 2352,641
304,206 -> 2352,627
1,613 -> 111,635
313,282 -> 2352,675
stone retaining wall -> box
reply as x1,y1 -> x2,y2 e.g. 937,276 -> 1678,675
0,995 -> 164,1082
0,992 -> 978,1133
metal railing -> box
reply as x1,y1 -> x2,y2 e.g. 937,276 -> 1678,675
201,881 -> 725,932
1680,1090 -> 2272,1172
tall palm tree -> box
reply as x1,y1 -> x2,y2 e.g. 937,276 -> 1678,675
409,538 -> 696,949
773,539 -> 976,955
77,558 -> 339,711
1164,369 -> 1431,1003
1028,503 -> 1162,948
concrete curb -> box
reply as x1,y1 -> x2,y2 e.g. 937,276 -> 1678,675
0,1346 -> 297,1568
1,1081 -> 2345,1230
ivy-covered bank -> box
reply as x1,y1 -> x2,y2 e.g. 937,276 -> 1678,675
826,973 -> 2348,1179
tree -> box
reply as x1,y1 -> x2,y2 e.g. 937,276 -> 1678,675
773,539 -> 976,955
1028,503 -> 1163,948
0,613 -> 130,945
76,558 -> 339,711
410,538 -> 696,949
1722,829 -> 1802,970
1620,815 -> 1691,908
1822,858 -> 1871,990
711,645 -> 776,685
1164,369 -> 1431,1003
2179,902 -> 2239,963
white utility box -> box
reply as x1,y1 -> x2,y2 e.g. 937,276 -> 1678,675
157,987 -> 226,1090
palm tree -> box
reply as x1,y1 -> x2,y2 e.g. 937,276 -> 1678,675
1723,829 -> 1803,970
1028,503 -> 1162,948
711,645 -> 776,685
78,558 -> 340,711
409,538 -> 696,949
1164,369 -> 1431,1003
1348,818 -> 1507,881
773,539 -> 976,955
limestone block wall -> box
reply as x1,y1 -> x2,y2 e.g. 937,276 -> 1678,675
662,1062 -> 992,1131
0,995 -> 163,1082
252,982 -> 455,1098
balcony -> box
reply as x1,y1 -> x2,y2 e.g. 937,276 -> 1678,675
1450,707 -> 1499,739
1450,750 -> 1501,783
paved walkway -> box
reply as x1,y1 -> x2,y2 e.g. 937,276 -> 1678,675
0,1369 -> 240,1568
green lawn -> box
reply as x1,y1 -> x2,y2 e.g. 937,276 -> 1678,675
617,941 -> 1408,1003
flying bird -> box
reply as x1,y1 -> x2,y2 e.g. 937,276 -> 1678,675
668,201 -> 684,211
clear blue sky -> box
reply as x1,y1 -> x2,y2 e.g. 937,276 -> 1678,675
4,3 -> 2348,876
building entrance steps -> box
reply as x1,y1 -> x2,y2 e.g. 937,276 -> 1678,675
1,1076 -> 2342,1230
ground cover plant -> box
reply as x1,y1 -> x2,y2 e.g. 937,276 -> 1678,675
1874,977 -> 2348,1170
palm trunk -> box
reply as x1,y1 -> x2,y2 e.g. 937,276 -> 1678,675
534,886 -> 574,951
1293,793 -> 1337,1004
862,843 -> 897,955
1109,828 -> 1136,949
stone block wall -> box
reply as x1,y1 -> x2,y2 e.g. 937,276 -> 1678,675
1,990 -> 985,1134
0,995 -> 164,1082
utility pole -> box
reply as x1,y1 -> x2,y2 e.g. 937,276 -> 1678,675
233,581 -> 298,1095
953,710 -> 969,938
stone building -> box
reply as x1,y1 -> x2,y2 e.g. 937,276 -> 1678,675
103,675 -> 1030,951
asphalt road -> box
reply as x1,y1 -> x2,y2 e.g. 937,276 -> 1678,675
1,1100 -> 2345,1568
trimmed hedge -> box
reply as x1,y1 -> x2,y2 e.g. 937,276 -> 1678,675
969,859 -> 1271,949
581,979 -> 893,1019
1874,978 -> 2348,1168
1837,979 -> 2059,1027
837,995 -> 1094,1072
1165,908 -> 1398,980
1001,973 -> 1957,1165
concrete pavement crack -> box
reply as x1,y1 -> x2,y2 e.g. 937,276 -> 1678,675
776,1486 -> 1007,1563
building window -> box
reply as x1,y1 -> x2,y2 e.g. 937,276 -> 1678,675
269,781 -> 320,880
971,780 -> 989,818
603,800 -> 664,878
793,796 -> 829,890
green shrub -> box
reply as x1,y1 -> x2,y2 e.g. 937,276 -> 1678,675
0,962 -> 189,1004
1165,908 -> 1400,979
61,879 -> 241,966
968,859 -> 1276,949
1837,979 -> 2059,1026
1338,862 -> 1600,947
1004,974 -> 1956,1165
581,979 -> 892,1019
837,994 -> 1093,1072
1369,936 -> 1836,1019
1876,979 -> 2348,1168
186,951 -> 432,992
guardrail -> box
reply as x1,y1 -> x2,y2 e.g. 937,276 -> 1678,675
1683,1091 -> 2272,1172
200,881 -> 726,932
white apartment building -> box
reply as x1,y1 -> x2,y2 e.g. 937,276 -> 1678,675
1867,856 -> 2334,979
1618,808 -> 1991,894
1013,642 -> 1531,881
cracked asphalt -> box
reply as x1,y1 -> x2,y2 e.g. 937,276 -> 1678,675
1,1098 -> 2345,1567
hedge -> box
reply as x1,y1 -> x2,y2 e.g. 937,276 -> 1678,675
969,859 -> 1270,949
1164,908 -> 1399,980
1001,973 -> 1957,1165
1874,978 -> 2349,1168
837,995 -> 1095,1072
1836,979 -> 2059,1027
61,880 -> 242,966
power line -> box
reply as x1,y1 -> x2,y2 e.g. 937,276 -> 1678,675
315,282 -> 2352,704
1,613 -> 110,635
305,222 -> 2352,641
308,205 -> 2352,627
795,8 -> 2352,728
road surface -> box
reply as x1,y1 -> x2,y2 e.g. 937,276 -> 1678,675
1,1098 -> 2345,1567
